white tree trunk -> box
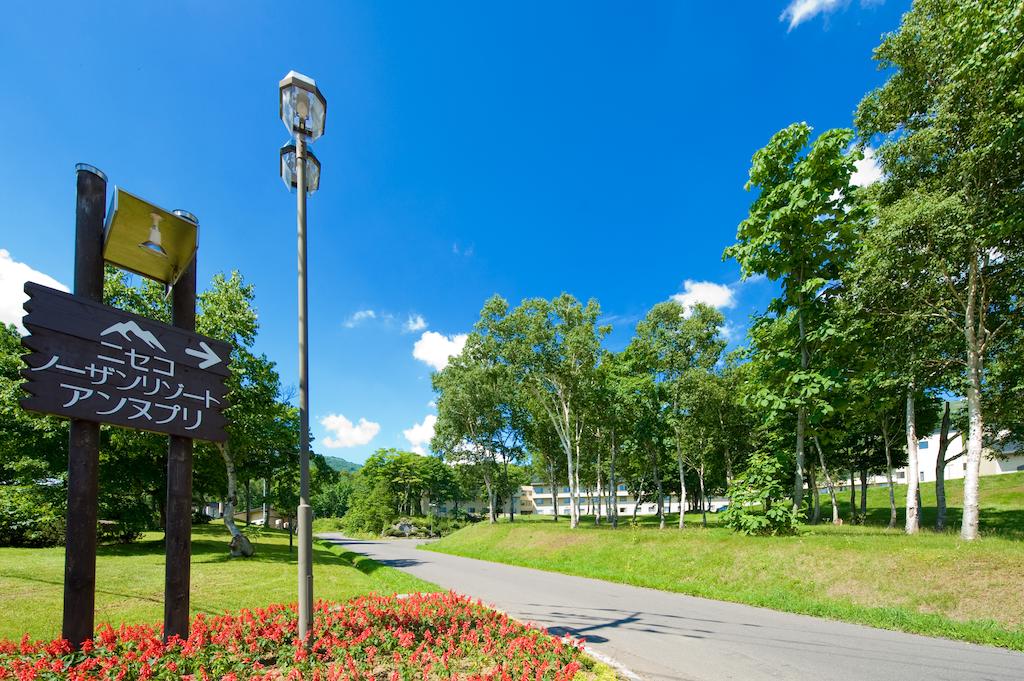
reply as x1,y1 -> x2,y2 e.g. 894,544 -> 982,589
676,441 -> 686,530
881,421 -> 897,529
813,437 -> 839,524
962,351 -> 984,540
935,403 -> 962,532
217,443 -> 253,557
905,389 -> 920,535
609,432 -> 618,528
699,463 -> 708,528
960,254 -> 986,541
482,467 -> 496,524
573,419 -> 581,524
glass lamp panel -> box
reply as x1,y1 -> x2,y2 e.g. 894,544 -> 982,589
306,94 -> 326,141
280,148 -> 296,189
280,85 -> 298,133
305,157 -> 321,193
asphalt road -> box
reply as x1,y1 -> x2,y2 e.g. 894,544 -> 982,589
320,534 -> 1024,681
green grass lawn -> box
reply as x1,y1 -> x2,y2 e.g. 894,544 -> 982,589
836,470 -> 1024,535
530,471 -> 1024,533
0,523 -> 439,641
426,473 -> 1024,650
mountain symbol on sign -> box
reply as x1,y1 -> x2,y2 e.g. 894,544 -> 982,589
100,321 -> 166,352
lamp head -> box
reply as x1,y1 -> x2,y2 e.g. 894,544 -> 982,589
279,71 -> 326,141
279,142 -> 321,193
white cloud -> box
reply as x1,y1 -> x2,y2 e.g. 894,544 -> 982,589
403,414 -> 437,455
427,400 -> 437,409
851,146 -> 882,187
404,314 -> 427,333
343,309 -> 376,328
413,330 -> 467,371
671,280 -> 737,314
320,413 -> 380,448
0,249 -> 69,333
781,0 -> 846,30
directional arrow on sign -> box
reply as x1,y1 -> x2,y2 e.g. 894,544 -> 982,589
185,341 -> 224,369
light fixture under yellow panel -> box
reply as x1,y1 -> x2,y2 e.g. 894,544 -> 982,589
103,187 -> 198,286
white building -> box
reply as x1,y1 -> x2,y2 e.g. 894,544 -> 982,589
835,423 -> 1023,493
902,430 -> 1023,484
526,483 -> 683,517
435,484 -> 727,518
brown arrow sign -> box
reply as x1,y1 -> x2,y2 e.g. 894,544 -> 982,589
20,282 -> 232,442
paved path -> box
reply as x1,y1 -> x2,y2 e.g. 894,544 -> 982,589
320,534 -> 1024,681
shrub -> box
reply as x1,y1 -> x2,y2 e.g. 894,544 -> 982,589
722,451 -> 803,536
0,485 -> 65,548
0,593 -> 594,680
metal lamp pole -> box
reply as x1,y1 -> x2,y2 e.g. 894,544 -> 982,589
279,70 -> 325,644
294,132 -> 314,642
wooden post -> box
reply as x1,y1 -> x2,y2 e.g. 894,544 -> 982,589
164,254 -> 196,641
62,164 -> 107,649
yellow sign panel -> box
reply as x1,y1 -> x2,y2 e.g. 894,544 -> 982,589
103,187 -> 198,286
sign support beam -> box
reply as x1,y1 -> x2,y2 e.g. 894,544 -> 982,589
164,257 -> 196,642
62,164 -> 107,649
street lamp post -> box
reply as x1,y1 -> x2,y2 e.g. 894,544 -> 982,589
279,71 -> 326,643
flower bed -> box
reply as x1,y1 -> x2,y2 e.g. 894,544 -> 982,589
0,592 -> 599,680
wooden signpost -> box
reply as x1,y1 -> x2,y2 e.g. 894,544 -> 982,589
21,282 -> 230,442
21,164 -> 231,648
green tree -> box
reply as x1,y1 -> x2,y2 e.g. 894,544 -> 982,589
724,122 -> 866,512
855,0 -> 1024,539
628,301 -> 724,529
484,294 -> 605,529
431,334 -> 507,523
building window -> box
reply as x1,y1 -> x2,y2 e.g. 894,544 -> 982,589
617,484 -> 627,492
535,487 -> 544,494
468,507 -> 475,513
619,507 -> 626,513
1017,464 -> 1024,472
896,471 -> 905,480
920,471 -> 925,482
919,440 -> 929,449
562,486 -> 570,493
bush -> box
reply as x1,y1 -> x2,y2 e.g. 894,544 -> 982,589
722,451 -> 803,536
96,495 -> 153,544
311,516 -> 346,534
341,479 -> 399,535
0,593 -> 594,680
0,484 -> 65,548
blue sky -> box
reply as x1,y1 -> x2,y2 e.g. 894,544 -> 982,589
0,0 -> 905,463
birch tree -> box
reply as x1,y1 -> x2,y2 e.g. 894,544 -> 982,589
480,294 -> 605,529
856,0 -> 1024,539
629,301 -> 724,529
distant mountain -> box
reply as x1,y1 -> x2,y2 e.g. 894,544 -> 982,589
322,455 -> 360,473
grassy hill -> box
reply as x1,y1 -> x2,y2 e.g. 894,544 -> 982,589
839,470 -> 1023,533
322,455 -> 361,473
424,472 -> 1024,649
